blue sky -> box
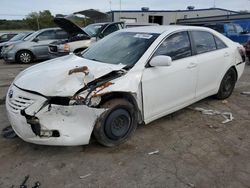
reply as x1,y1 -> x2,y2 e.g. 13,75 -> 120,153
0,0 -> 250,20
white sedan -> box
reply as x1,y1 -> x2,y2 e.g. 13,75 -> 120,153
6,26 -> 246,147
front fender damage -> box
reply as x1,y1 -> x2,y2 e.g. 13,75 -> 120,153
19,66 -> 128,145
21,104 -> 105,146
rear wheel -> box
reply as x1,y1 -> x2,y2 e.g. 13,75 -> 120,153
74,48 -> 87,55
16,50 -> 33,64
215,68 -> 237,100
94,98 -> 137,147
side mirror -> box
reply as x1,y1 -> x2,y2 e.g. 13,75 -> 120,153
98,33 -> 104,39
149,55 -> 172,67
33,38 -> 39,42
240,31 -> 248,34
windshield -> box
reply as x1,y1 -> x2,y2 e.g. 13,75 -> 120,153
83,24 -> 104,37
235,24 -> 244,33
82,32 -> 159,67
0,34 -> 8,39
9,33 -> 30,41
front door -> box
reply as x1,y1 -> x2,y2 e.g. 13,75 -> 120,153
32,30 -> 56,59
142,31 -> 198,123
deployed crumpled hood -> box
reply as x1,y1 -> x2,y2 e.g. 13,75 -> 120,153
54,17 -> 90,37
14,54 -> 125,96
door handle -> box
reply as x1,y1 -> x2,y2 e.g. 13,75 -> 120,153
224,52 -> 230,57
187,62 -> 197,69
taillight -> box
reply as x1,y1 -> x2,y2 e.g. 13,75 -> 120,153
238,47 -> 246,62
246,40 -> 250,49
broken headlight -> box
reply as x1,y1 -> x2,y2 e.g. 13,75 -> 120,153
70,92 -> 101,107
89,96 -> 102,107
70,81 -> 113,107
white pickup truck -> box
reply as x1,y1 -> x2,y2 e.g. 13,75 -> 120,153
48,17 -> 124,58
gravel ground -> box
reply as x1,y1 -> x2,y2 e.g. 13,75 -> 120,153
0,59 -> 250,188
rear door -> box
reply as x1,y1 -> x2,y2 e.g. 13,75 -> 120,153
142,31 -> 198,122
190,30 -> 231,98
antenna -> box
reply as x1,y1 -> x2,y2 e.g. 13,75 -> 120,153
213,0 -> 216,8
109,0 -> 112,11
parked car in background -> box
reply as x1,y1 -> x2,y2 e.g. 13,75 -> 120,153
2,28 -> 68,63
0,32 -> 33,59
6,26 -> 246,146
0,33 -> 18,43
234,20 -> 250,33
48,17 -> 124,58
125,23 -> 159,28
204,23 -> 250,59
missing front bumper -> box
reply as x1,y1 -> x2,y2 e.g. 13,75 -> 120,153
6,88 -> 105,146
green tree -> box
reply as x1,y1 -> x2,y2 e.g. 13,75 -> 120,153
25,10 -> 55,30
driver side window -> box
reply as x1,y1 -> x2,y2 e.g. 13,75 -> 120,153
37,30 -> 55,41
103,24 -> 119,37
154,31 -> 192,61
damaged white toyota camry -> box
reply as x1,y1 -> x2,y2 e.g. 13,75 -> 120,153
6,26 -> 246,147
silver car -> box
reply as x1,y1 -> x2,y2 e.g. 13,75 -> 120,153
2,28 -> 68,63
0,32 -> 33,59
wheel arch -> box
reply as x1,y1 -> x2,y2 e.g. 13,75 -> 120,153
231,65 -> 238,80
15,49 -> 35,62
99,91 -> 143,124
73,47 -> 87,54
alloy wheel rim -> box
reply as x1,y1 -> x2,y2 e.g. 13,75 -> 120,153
20,53 -> 31,63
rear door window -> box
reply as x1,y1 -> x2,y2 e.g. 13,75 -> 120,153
154,31 -> 192,61
214,36 -> 227,49
192,31 -> 216,54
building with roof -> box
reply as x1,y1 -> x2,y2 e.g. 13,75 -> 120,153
107,8 -> 239,25
176,12 -> 250,26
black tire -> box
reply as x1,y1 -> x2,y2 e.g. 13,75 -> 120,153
94,98 -> 138,147
16,50 -> 33,64
73,48 -> 87,54
215,68 -> 237,100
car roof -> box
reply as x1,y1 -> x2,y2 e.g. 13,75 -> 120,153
38,27 -> 61,32
90,22 -> 123,26
122,25 -> 214,34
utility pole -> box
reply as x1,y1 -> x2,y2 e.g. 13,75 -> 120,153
213,0 -> 216,8
109,0 -> 112,11
35,12 -> 40,30
119,0 -> 121,21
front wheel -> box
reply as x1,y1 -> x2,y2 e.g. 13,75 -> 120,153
215,68 -> 237,100
93,98 -> 138,147
16,51 -> 33,64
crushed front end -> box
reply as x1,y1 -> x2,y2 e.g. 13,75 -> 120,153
6,84 -> 105,146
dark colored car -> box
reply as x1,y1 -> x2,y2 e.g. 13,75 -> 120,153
234,20 -> 250,33
204,23 -> 250,59
0,33 -> 18,43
